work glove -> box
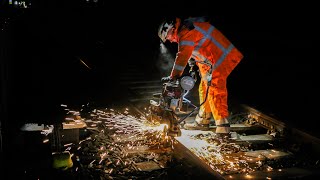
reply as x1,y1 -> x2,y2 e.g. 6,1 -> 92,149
188,58 -> 196,67
161,76 -> 172,82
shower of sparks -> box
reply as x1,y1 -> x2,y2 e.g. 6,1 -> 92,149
54,106 -> 315,179
59,106 -> 173,179
79,58 -> 92,70
176,131 -> 277,176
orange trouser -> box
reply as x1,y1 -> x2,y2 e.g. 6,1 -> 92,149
198,49 -> 241,121
198,76 -> 228,121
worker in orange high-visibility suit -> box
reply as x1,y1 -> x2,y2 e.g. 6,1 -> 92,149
158,16 -> 243,137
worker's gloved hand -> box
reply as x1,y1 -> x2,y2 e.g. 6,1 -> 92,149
188,58 -> 196,67
161,76 -> 172,82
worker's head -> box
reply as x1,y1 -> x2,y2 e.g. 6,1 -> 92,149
158,17 -> 181,43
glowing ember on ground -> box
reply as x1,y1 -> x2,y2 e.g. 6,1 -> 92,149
54,105 -> 320,179
176,129 -> 287,176
59,107 -> 173,179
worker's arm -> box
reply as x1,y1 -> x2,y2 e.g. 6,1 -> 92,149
170,36 -> 195,79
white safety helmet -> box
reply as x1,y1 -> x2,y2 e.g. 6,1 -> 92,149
158,19 -> 175,43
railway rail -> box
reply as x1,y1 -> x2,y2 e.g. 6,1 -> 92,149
8,62 -> 320,180
118,63 -> 320,179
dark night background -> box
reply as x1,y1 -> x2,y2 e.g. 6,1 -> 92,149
1,0 -> 319,164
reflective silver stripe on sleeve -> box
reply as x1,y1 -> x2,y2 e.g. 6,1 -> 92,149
180,40 -> 195,46
173,64 -> 185,71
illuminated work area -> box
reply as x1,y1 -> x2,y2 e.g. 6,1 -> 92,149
1,1 -> 319,179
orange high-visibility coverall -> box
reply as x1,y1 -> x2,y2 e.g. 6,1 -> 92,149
169,17 -> 243,121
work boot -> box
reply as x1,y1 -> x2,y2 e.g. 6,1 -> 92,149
183,113 -> 210,130
215,118 -> 231,139
183,120 -> 209,131
195,112 -> 212,124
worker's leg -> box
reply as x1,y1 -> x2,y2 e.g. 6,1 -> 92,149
184,76 -> 211,130
209,77 -> 230,134
196,79 -> 212,124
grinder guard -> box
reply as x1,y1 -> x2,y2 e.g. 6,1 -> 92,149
146,75 -> 196,137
